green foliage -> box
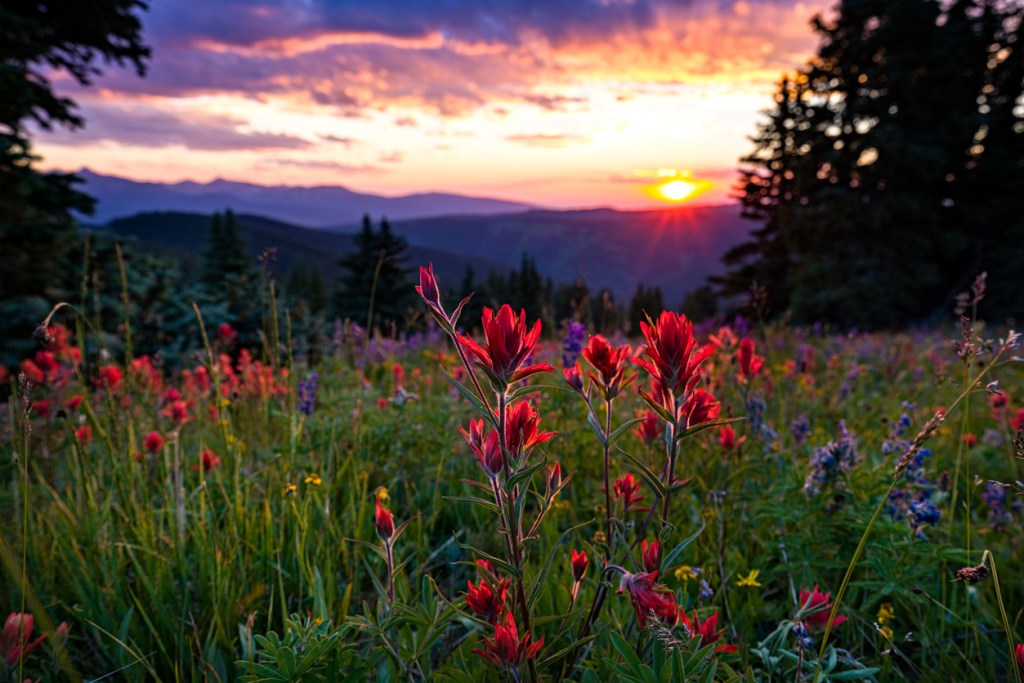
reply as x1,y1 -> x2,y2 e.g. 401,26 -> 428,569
237,615 -> 369,683
628,283 -> 665,334
725,0 -> 1024,327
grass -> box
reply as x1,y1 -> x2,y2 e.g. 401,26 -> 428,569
1,289 -> 1022,682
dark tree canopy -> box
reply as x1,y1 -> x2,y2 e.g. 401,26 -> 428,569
335,215 -> 412,331
720,0 -> 1024,328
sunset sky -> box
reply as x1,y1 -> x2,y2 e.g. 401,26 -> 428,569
35,0 -> 834,210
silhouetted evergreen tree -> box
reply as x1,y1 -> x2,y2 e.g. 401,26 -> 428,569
335,215 -> 410,331
628,284 -> 664,334
725,0 -> 1024,327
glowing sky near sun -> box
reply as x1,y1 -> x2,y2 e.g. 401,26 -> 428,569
33,0 -> 833,210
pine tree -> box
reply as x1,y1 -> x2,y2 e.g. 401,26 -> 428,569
725,0 -> 1024,327
335,215 -> 411,331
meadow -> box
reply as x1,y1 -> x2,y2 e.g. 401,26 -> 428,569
1,266 -> 1022,683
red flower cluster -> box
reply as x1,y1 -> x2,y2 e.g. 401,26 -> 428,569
617,571 -> 677,630
613,473 -> 644,510
718,425 -> 746,450
2,612 -> 46,667
504,401 -> 556,461
466,561 -> 510,624
473,612 -> 543,670
374,499 -> 395,541
677,610 -> 737,653
634,312 -> 715,399
737,337 -> 765,382
634,410 -> 661,445
799,585 -> 847,631
457,305 -> 553,388
640,540 -> 660,573
460,419 -> 504,478
581,334 -> 634,399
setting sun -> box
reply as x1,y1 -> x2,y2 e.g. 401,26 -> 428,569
644,171 -> 714,204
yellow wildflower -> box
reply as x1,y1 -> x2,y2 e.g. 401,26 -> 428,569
282,483 -> 297,496
304,473 -> 322,486
674,565 -> 700,582
877,603 -> 894,624
879,626 -> 893,641
374,486 -> 389,503
220,398 -> 231,408
593,531 -> 608,545
736,569 -> 762,588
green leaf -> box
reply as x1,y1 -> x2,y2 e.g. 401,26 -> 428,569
661,517 -> 707,569
527,520 -> 592,610
442,369 -> 495,424
607,417 -> 644,447
676,416 -> 745,441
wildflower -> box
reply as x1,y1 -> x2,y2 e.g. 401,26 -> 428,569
304,473 -> 322,486
879,625 -> 893,641
65,395 -> 83,411
634,311 -> 715,397
954,561 -> 990,584
217,323 -> 238,344
793,622 -> 814,650
677,610 -> 737,653
457,305 -> 553,388
31,400 -> 49,418
143,431 -> 165,453
989,390 -> 1009,412
613,473 -> 644,510
161,399 -> 194,426
679,388 -> 720,428
582,334 -> 634,399
461,420 -> 504,478
504,401 -> 556,461
546,462 -> 562,494
297,372 -> 318,416
473,612 -> 543,670
191,449 -> 220,472
640,539 -> 660,573
1013,408 -> 1024,433
1,613 -> 46,667
374,498 -> 395,541
94,365 -> 124,393
634,410 -> 661,447
962,432 -> 977,448
674,566 -> 701,582
571,549 -> 589,582
799,585 -> 847,631
593,531 -> 608,545
804,421 -> 858,496
282,483 -> 297,496
563,364 -> 584,393
718,425 -> 746,450
736,570 -> 762,588
466,577 -> 509,624
375,486 -> 390,503
415,262 -> 442,310
877,603 -> 894,624
618,570 -> 677,630
75,425 -> 92,446
1015,643 -> 1024,674
562,320 -> 587,368
700,579 -> 714,600
737,337 -> 764,381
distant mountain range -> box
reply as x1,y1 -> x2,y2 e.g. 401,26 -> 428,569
82,169 -> 755,303
77,169 -> 534,226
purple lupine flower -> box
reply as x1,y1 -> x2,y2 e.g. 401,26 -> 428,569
562,320 -> 586,368
791,414 -> 810,445
803,421 -> 858,496
297,372 -> 319,416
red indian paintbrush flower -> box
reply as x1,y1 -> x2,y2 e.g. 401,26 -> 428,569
634,311 -> 715,397
95,365 -> 124,393
374,498 -> 395,541
466,577 -> 509,624
570,549 -> 589,582
679,388 -> 720,428
737,337 -> 764,381
143,431 -> 165,453
504,401 -> 556,460
640,539 -> 660,573
613,473 -> 644,510
617,571 -> 677,630
563,364 -> 584,393
473,611 -> 543,670
1015,643 -> 1024,674
460,419 -> 504,478
799,585 -> 847,631
718,425 -> 746,451
191,449 -> 221,472
677,610 -> 738,653
582,334 -> 634,399
75,425 -> 92,445
456,305 -> 553,388
1,613 -> 46,667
